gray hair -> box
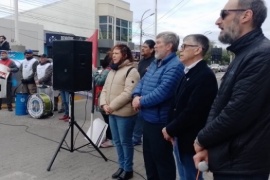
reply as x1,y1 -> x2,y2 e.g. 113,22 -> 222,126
156,31 -> 179,52
238,0 -> 267,28
183,34 -> 210,56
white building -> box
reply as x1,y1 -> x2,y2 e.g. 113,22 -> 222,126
0,0 -> 134,63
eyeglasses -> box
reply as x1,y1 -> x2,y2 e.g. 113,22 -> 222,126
220,9 -> 247,20
180,44 -> 199,50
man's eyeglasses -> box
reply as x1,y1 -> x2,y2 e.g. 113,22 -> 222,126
220,9 -> 247,20
181,44 -> 199,50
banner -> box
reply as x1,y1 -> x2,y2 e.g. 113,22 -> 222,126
87,29 -> 98,67
0,64 -> 10,98
8,51 -> 25,88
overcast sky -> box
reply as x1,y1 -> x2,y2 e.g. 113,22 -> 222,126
0,0 -> 269,48
125,0 -> 270,47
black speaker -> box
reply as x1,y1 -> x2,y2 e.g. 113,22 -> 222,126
52,40 -> 92,92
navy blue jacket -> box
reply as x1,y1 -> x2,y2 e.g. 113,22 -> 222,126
132,53 -> 184,123
198,28 -> 270,174
166,60 -> 218,154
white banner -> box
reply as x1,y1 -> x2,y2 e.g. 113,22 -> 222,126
0,64 -> 10,98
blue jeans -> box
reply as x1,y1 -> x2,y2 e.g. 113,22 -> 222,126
109,114 -> 136,172
133,112 -> 143,144
60,91 -> 69,115
174,140 -> 202,180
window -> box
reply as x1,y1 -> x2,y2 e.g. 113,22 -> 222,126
116,27 -> 120,41
109,25 -> 113,39
109,16 -> 113,24
121,20 -> 128,28
99,16 -> 132,42
99,24 -> 108,39
121,28 -> 128,41
116,18 -> 121,26
99,16 -> 107,23
128,28 -> 132,41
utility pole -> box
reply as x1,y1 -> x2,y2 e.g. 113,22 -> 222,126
11,0 -> 25,52
140,10 -> 154,60
154,0 -> 157,36
113,0 -> 117,45
14,0 -> 20,45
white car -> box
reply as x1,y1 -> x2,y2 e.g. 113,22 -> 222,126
210,64 -> 221,73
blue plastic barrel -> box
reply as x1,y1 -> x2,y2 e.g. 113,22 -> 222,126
15,93 -> 28,115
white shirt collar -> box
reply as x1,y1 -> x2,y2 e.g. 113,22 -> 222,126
184,59 -> 202,74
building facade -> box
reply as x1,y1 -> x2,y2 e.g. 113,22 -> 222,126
0,0 -> 134,65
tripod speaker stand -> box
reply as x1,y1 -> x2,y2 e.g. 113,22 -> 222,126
47,92 -> 107,171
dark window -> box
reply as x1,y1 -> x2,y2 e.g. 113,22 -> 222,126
121,28 -> 128,41
99,24 -> 108,39
121,20 -> 128,28
109,16 -> 113,24
108,25 -> 113,39
99,16 -> 107,23
116,18 -> 121,26
128,28 -> 132,41
116,27 -> 120,41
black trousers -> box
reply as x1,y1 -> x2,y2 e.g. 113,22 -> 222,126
0,81 -> 12,108
143,121 -> 176,180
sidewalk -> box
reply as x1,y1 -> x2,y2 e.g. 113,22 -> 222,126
0,98 -> 213,180
0,98 -> 146,180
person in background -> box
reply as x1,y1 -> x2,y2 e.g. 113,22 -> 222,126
94,53 -> 113,148
58,91 -> 69,122
20,49 -> 38,94
100,44 -> 140,180
0,50 -> 19,111
132,39 -> 156,146
0,36 -> 10,51
194,0 -> 270,179
34,54 -> 52,86
53,91 -> 65,113
162,34 -> 218,180
132,31 -> 184,180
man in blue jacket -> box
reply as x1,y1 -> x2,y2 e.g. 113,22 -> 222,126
132,31 -> 184,180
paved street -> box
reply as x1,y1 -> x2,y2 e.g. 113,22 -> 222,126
0,96 -> 149,180
0,73 -> 226,180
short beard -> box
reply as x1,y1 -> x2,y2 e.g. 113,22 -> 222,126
155,51 -> 165,60
154,53 -> 160,59
219,16 -> 241,44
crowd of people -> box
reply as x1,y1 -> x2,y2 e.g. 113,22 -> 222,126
0,48 -> 67,119
1,0 -> 270,179
96,0 -> 270,180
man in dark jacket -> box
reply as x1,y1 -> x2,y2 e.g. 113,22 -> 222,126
194,0 -> 270,179
133,39 -> 156,146
0,50 -> 19,111
0,36 -> 10,51
132,31 -> 184,180
162,34 -> 218,180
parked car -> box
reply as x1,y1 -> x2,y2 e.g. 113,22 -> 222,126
210,64 -> 221,73
220,65 -> 229,72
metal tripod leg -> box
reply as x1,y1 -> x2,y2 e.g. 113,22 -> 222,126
47,125 -> 71,171
46,92 -> 107,171
73,121 -> 107,161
